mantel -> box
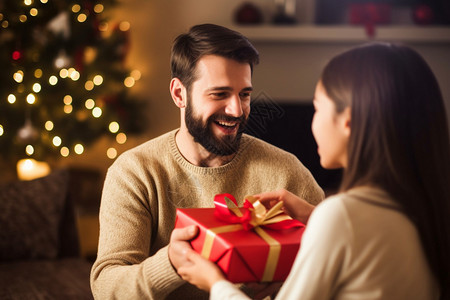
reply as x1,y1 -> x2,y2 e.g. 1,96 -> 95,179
231,25 -> 450,44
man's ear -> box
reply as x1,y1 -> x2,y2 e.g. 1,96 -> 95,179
170,78 -> 187,108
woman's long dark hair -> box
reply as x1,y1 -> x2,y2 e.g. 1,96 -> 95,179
321,42 -> 450,299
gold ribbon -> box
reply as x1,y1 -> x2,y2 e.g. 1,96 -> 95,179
201,195 -> 288,282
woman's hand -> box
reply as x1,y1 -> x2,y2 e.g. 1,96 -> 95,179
254,189 -> 315,224
177,249 -> 226,291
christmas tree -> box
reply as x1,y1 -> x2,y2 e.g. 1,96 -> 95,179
0,0 -> 144,165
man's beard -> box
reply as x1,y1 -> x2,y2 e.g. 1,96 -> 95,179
185,95 -> 247,156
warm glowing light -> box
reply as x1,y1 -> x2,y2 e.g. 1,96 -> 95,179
17,85 -> 25,93
25,145 -> 34,155
92,107 -> 102,118
59,68 -> 69,78
2,21 -> 9,29
0,125 -> 3,136
40,0 -> 48,3
116,132 -> 127,144
70,70 -> 80,81
119,21 -> 130,32
124,77 -> 135,88
24,0 -> 32,5
8,94 -> 16,104
72,5 -> 81,13
32,83 -> 41,93
109,121 -> 119,133
49,75 -> 58,85
93,75 -> 103,85
131,69 -> 141,80
98,22 -> 108,32
94,4 -> 104,13
74,144 -> 84,154
45,121 -> 54,131
16,158 -> 51,181
30,8 -> 38,16
63,95 -> 72,105
85,81 -> 94,91
34,69 -> 43,78
85,99 -> 95,109
77,14 -> 87,22
53,136 -> 62,146
26,93 -> 36,104
19,15 -> 27,22
64,105 -> 73,114
60,147 -> 69,157
13,71 -> 24,83
107,147 -> 117,159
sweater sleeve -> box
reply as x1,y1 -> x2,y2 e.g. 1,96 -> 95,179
274,196 -> 352,300
90,157 -> 185,299
210,281 -> 251,300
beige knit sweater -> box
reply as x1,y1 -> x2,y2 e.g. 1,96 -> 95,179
90,129 -> 324,299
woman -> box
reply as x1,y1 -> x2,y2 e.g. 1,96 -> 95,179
177,43 -> 450,300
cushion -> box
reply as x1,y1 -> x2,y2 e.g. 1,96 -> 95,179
0,169 -> 69,261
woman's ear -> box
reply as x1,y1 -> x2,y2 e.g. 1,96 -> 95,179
170,78 -> 186,108
342,107 -> 351,137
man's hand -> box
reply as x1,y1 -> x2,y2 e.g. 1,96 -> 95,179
168,225 -> 198,271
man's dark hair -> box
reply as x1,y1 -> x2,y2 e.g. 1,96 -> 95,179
170,23 -> 259,91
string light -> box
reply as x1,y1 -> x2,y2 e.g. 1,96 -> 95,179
49,75 -> 58,85
59,68 -> 69,78
131,70 -> 142,80
2,21 -> 9,29
45,121 -> 54,131
8,94 -> 16,104
124,76 -> 135,88
26,93 -> 36,104
13,71 -> 24,83
93,75 -> 103,85
26,145 -> 34,155
30,8 -> 38,17
74,144 -> 84,154
92,107 -> 102,118
72,5 -> 81,13
19,15 -> 27,22
98,22 -> 108,32
77,14 -> 87,23
34,69 -> 43,78
32,83 -> 41,93
107,147 -> 117,159
119,21 -> 130,32
40,0 -> 48,3
85,99 -> 95,109
60,147 -> 69,157
12,51 -> 21,60
85,80 -> 94,91
116,132 -> 127,144
24,0 -> 32,5
63,95 -> 72,105
52,136 -> 62,146
0,125 -> 4,136
64,105 -> 73,114
109,121 -> 119,133
94,4 -> 104,13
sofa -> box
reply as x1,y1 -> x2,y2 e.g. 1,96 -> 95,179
0,169 -> 94,299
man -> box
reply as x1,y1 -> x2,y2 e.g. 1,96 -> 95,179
90,24 -> 324,299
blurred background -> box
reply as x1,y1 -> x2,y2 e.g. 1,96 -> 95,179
1,0 -> 449,260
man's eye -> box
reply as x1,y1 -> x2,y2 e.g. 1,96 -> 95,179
240,92 -> 251,98
211,92 -> 227,99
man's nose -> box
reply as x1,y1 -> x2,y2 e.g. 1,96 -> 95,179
224,94 -> 243,117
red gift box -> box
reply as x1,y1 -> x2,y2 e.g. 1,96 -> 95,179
174,194 -> 305,283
